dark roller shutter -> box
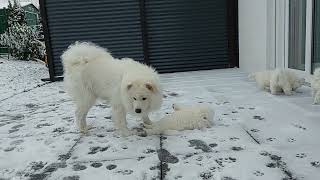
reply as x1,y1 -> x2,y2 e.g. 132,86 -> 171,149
145,0 -> 229,73
42,0 -> 144,79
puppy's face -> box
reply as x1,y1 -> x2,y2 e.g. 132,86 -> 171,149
126,82 -> 156,116
198,107 -> 215,127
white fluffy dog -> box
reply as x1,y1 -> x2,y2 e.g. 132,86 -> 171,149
311,68 -> 320,104
145,104 -> 214,135
62,42 -> 163,136
249,69 -> 305,95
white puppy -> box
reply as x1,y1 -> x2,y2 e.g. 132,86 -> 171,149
145,104 -> 214,135
311,68 -> 320,104
249,69 -> 304,95
62,42 -> 163,136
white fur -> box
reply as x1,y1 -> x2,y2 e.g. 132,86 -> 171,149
62,42 -> 163,136
311,68 -> 320,104
145,104 -> 214,135
249,69 -> 305,95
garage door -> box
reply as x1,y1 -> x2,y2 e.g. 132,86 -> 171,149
40,0 -> 238,81
146,0 -> 229,72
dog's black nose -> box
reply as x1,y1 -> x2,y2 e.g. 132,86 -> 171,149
135,109 -> 142,113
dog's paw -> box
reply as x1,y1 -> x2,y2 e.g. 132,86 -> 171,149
142,118 -> 153,125
119,128 -> 134,137
284,91 -> 293,96
143,123 -> 153,129
80,125 -> 93,135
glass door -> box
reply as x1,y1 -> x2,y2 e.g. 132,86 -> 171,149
312,0 -> 320,73
288,0 -> 306,71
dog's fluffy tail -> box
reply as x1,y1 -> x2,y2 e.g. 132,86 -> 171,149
61,41 -> 112,73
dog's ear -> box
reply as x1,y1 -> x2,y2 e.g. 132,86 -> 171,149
145,83 -> 156,93
127,83 -> 133,90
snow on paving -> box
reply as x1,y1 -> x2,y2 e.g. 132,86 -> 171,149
0,58 -> 320,180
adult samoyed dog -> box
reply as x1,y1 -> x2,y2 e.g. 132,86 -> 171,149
62,42 -> 163,136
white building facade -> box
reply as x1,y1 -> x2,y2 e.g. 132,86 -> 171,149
239,0 -> 319,81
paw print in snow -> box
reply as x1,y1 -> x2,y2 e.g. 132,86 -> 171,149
292,124 -> 307,130
311,161 -> 320,168
253,115 -> 264,120
266,137 -> 276,142
253,170 -> 264,176
296,153 -> 307,158
215,157 -> 237,167
250,129 -> 260,132
229,137 -> 240,141
209,166 -> 222,172
259,151 -> 270,156
288,138 -> 296,143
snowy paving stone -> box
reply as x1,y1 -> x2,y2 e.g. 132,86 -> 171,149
2,62 -> 320,179
164,149 -> 283,180
0,133 -> 78,178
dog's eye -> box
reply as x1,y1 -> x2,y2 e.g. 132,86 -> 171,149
133,97 -> 137,100
142,97 -> 147,101
203,117 -> 207,120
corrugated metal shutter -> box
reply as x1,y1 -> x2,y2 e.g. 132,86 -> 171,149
145,0 -> 229,73
44,0 -> 144,77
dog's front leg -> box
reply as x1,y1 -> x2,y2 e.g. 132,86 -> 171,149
112,104 -> 132,136
313,91 -> 320,104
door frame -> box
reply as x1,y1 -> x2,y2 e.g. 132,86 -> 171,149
268,0 -> 314,81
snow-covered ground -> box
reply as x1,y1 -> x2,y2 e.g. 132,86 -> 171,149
0,57 -> 320,180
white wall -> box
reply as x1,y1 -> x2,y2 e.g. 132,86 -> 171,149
238,0 -> 268,73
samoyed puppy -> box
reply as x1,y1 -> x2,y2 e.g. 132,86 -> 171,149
249,69 -> 305,95
145,104 -> 214,135
311,68 -> 320,104
62,42 -> 163,136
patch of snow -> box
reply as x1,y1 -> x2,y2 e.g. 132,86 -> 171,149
0,60 -> 320,179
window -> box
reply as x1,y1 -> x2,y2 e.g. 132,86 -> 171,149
288,0 -> 306,71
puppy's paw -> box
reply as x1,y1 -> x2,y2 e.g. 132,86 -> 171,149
313,98 -> 320,105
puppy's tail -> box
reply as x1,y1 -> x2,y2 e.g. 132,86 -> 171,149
61,41 -> 112,73
248,73 -> 256,80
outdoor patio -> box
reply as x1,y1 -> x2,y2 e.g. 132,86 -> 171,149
0,58 -> 320,180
